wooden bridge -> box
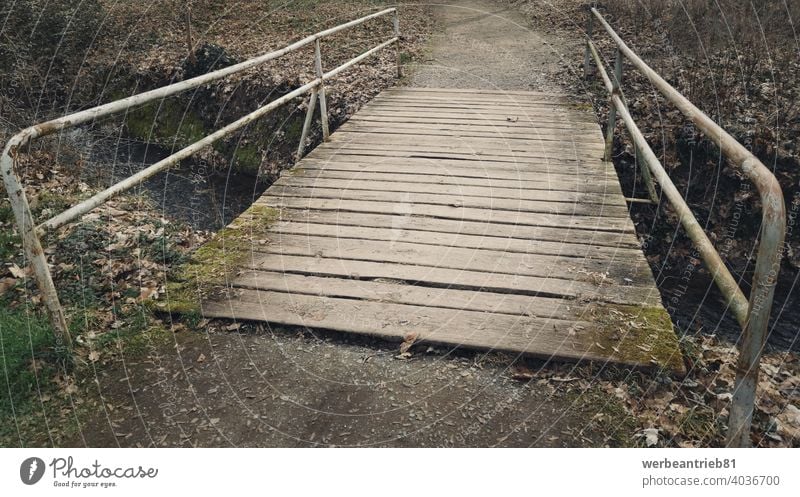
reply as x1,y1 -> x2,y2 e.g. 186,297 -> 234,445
7,7 -> 789,443
173,87 -> 683,372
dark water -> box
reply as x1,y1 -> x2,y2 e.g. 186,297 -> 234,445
65,127 -> 268,231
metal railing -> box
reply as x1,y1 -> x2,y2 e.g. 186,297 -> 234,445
584,8 -> 786,447
1,8 -> 400,350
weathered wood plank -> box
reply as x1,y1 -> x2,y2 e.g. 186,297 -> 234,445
307,144 -> 603,163
265,185 -> 631,217
242,254 -> 661,306
349,115 -> 602,131
200,288 -> 681,371
337,121 -> 604,140
286,167 -> 624,195
274,176 -> 626,205
299,155 -> 616,174
257,196 -> 636,232
266,221 -> 642,259
294,159 -> 621,185
248,233 -> 653,285
328,133 -> 607,154
262,209 -> 642,249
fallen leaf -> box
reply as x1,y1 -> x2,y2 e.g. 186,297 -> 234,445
8,264 -> 28,278
642,427 -> 659,447
399,331 -> 418,354
511,365 -> 535,381
197,353 -> 206,363
0,277 -> 16,295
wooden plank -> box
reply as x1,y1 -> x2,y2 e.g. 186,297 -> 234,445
381,86 -> 575,96
266,221 -> 642,259
306,149 -> 607,167
338,120 -> 604,139
243,254 -> 661,306
348,115 -> 601,131
364,103 -> 590,116
336,123 -> 603,147
230,271 -> 588,318
334,125 -> 605,144
352,109 -> 599,125
248,234 -> 654,287
264,209 -> 642,249
360,104 -> 598,121
300,154 -> 614,173
200,289 -> 661,367
309,143 -> 603,163
328,133 -> 607,154
286,168 -> 624,195
257,196 -> 636,231
274,176 -> 626,206
295,159 -> 622,184
265,185 -> 631,217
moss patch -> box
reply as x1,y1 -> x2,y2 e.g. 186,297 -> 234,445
126,98 -> 207,148
160,204 -> 280,316
584,303 -> 685,374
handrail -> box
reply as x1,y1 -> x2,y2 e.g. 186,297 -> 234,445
585,8 -> 786,447
1,9 -> 400,353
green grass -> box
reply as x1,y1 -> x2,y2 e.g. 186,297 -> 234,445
0,302 -> 59,420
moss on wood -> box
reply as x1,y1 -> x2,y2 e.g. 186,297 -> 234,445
583,303 -> 685,374
159,204 -> 280,316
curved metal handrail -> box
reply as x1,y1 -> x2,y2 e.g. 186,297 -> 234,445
1,8 -> 400,352
585,7 -> 786,447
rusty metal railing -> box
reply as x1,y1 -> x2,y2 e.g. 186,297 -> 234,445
1,9 -> 400,351
585,8 -> 786,447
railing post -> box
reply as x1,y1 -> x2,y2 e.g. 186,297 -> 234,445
604,49 -> 622,161
584,10 -> 594,79
727,214 -> 785,447
393,9 -> 402,78
296,87 -> 319,160
0,139 -> 71,352
314,39 -> 330,141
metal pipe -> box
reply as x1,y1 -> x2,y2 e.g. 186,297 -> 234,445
40,79 -> 321,232
588,34 -> 749,326
38,36 -> 400,233
3,8 -> 397,149
591,7 -> 786,447
296,88 -> 318,160
315,39 -> 330,141
589,41 -> 658,203
0,137 -> 71,345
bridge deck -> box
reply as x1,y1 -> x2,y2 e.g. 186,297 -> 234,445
172,87 -> 683,373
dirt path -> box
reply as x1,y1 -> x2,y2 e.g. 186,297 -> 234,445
60,0 -> 632,448
409,0 -> 579,91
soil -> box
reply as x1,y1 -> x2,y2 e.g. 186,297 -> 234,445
410,0 -> 579,92
56,0 -> 636,448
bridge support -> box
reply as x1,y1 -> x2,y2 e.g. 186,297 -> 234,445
315,39 -> 330,141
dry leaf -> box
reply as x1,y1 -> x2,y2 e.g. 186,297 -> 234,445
642,428 -> 659,447
399,331 -> 418,354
